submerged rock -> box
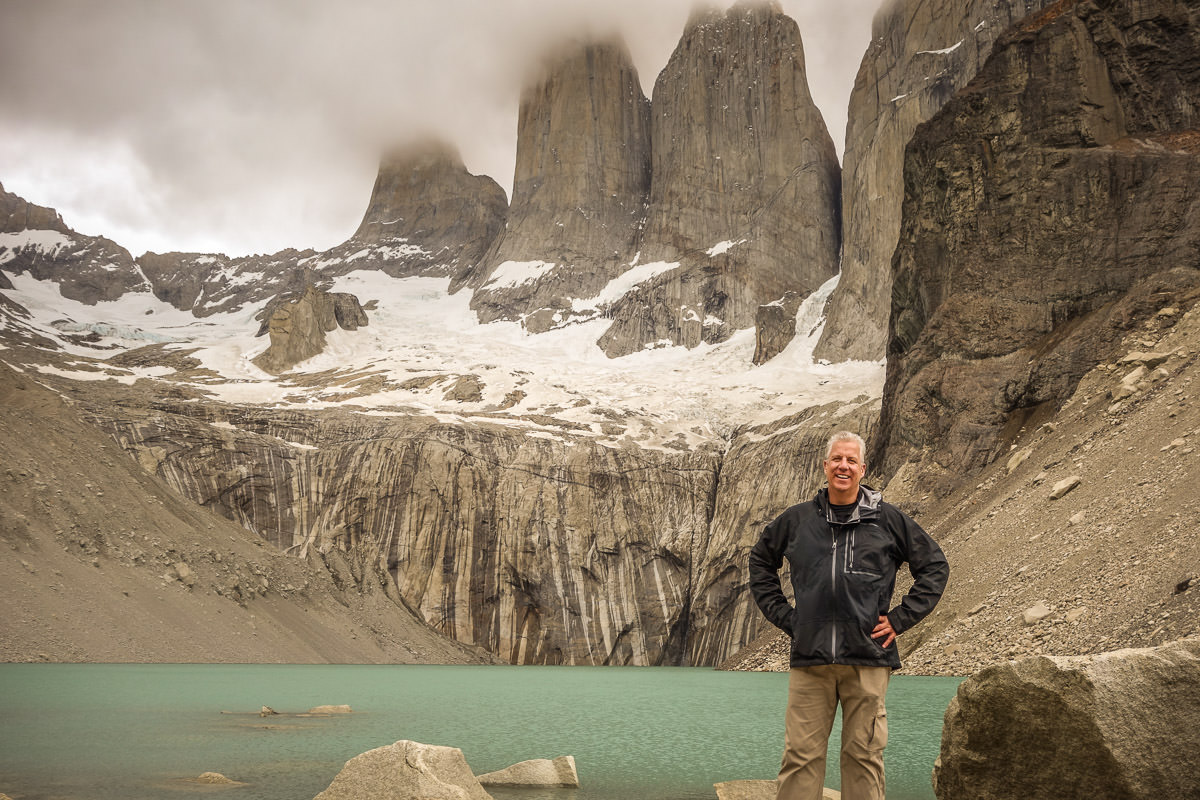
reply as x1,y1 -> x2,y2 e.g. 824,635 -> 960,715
313,740 -> 491,800
306,704 -> 352,714
476,755 -> 578,787
714,780 -> 839,799
933,639 -> 1200,800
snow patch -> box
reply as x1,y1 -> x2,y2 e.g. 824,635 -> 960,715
570,261 -> 680,312
918,41 -> 963,55
484,260 -> 558,288
706,238 -> 747,257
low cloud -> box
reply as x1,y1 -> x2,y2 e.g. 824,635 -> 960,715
0,0 -> 879,257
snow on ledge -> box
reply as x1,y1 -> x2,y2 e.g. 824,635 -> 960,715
484,260 -> 558,289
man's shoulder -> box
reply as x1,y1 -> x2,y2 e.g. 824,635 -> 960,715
771,498 -> 819,525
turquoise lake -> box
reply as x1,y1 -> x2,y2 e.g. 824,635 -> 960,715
0,665 -> 961,800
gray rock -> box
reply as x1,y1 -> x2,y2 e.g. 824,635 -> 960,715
252,285 -> 369,374
933,639 -> 1200,800
714,780 -> 839,800
1049,476 -> 1082,501
1021,602 -> 1051,625
601,1 -> 840,357
752,292 -> 803,365
313,740 -> 491,800
815,0 -> 1058,363
875,0 -> 1200,490
476,755 -> 578,787
466,38 -> 650,330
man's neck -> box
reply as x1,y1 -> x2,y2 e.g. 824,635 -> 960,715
827,487 -> 859,506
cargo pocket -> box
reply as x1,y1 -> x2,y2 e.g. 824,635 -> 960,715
868,705 -> 888,751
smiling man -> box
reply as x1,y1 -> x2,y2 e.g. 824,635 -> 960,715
748,430 -> 948,800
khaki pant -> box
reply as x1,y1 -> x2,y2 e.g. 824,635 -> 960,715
777,665 -> 890,800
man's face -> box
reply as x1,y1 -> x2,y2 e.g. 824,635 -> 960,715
824,440 -> 866,500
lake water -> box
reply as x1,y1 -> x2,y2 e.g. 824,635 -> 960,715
0,665 -> 960,800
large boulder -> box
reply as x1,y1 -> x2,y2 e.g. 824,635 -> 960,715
933,639 -> 1200,800
313,740 -> 492,800
476,755 -> 578,787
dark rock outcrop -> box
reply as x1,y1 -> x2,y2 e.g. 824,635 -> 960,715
752,292 -> 803,365
876,0 -> 1200,490
0,183 -> 148,305
598,0 -> 840,357
464,39 -> 651,332
252,284 -> 369,374
933,639 -> 1200,800
815,0 -> 1057,363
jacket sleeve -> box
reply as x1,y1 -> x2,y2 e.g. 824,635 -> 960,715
885,506 -> 949,635
748,513 -> 794,634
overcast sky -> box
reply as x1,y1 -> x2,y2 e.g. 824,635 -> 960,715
0,0 -> 880,258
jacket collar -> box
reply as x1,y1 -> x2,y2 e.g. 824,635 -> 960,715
815,484 -> 882,524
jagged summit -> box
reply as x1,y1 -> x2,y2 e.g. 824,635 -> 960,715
350,137 -> 507,279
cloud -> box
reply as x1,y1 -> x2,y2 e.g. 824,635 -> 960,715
0,0 -> 878,258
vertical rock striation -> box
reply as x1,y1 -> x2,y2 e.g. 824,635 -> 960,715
599,0 -> 840,357
876,0 -> 1200,490
465,39 -> 651,333
814,0 -> 1057,363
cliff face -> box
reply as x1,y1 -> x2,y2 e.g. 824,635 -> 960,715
74,386 -> 876,667
814,0 -> 1057,363
464,40 -> 651,333
599,0 -> 841,357
876,0 -> 1200,490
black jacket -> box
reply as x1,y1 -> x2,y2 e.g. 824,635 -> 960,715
748,485 -> 948,669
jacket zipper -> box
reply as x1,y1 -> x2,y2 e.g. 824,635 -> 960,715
830,533 -> 839,659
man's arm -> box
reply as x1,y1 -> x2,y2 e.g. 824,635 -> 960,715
883,506 -> 949,636
748,514 -> 794,633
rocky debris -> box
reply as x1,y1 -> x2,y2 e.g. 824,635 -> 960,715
306,705 -> 352,714
600,1 -> 840,357
476,755 -> 578,787
252,285 -> 369,374
816,0 -> 1057,363
343,139 -> 507,282
465,39 -> 650,332
933,639 -> 1200,800
1048,476 -> 1081,500
752,292 -> 803,365
714,781 -> 839,800
876,0 -> 1200,492
313,740 -> 492,800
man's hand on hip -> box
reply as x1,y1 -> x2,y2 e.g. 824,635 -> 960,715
871,615 -> 896,648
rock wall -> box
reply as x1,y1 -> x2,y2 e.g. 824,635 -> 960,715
81,390 -> 877,667
814,0 -> 1057,363
464,39 -> 651,333
876,0 -> 1200,491
599,0 -> 840,357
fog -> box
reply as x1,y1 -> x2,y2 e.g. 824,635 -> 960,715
0,0 -> 879,257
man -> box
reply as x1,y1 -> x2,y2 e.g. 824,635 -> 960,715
749,431 -> 948,800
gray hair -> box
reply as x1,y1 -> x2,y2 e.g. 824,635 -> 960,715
825,431 -> 866,462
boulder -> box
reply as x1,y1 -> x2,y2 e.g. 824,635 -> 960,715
933,639 -> 1200,800
190,772 -> 244,785
714,780 -> 839,800
476,755 -> 578,787
313,740 -> 491,800
1049,476 -> 1082,501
